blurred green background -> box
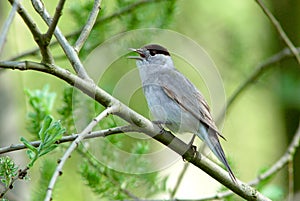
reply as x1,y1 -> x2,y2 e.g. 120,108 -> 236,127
1,0 -> 300,200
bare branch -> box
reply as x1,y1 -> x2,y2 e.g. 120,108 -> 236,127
8,48 -> 40,60
0,125 -> 136,154
8,0 -> 53,63
8,0 -> 166,61
74,0 -> 102,53
43,0 -> 66,44
0,0 -> 20,56
255,0 -> 300,66
170,162 -> 189,198
0,167 -> 28,199
196,122 -> 300,201
31,0 -> 91,80
0,60 -> 271,201
44,106 -> 119,201
250,122 -> 300,184
288,160 -> 294,201
217,47 -> 300,123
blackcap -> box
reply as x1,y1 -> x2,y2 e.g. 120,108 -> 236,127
129,44 -> 236,182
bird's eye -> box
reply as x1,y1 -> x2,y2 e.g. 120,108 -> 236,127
149,50 -> 156,56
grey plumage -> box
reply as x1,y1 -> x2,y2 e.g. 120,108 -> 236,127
130,44 -> 236,182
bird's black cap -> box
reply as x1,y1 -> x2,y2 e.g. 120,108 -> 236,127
143,44 -> 170,56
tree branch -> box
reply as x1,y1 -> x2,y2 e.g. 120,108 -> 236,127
0,125 -> 137,154
31,0 -> 91,80
8,0 -> 167,61
43,0 -> 66,44
287,160 -> 294,201
0,60 -> 270,201
170,162 -> 189,198
0,167 -> 29,199
8,0 -> 53,63
255,0 -> 300,66
217,47 -> 300,123
44,106 -> 119,201
195,121 -> 300,201
74,0 -> 102,53
0,0 -> 19,56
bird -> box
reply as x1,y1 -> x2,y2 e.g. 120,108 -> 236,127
129,44 -> 236,182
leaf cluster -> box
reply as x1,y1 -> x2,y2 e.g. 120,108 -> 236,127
21,115 -> 65,168
0,157 -> 18,188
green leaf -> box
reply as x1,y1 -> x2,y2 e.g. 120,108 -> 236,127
42,122 -> 65,148
0,156 -> 18,188
20,137 -> 37,152
26,150 -> 36,160
38,145 -> 58,157
38,115 -> 53,142
22,115 -> 65,168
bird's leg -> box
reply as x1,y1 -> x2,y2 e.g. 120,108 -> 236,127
152,121 -> 165,135
182,134 -> 198,162
189,134 -> 198,158
188,134 -> 196,148
152,120 -> 173,134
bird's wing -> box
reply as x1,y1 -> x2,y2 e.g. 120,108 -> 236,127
157,69 -> 236,182
158,69 -> 225,140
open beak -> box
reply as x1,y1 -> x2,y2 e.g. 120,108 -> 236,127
127,48 -> 143,60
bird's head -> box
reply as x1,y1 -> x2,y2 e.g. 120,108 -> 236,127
129,44 -> 173,68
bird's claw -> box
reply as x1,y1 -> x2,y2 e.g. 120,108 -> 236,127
182,144 -> 198,162
152,120 -> 164,128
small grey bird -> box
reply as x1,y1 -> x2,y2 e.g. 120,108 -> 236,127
129,44 -> 236,182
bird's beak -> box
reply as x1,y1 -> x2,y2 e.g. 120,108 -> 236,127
127,48 -> 143,60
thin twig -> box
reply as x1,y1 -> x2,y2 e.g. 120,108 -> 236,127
74,0 -> 102,53
255,0 -> 300,65
31,0 -> 91,80
43,0 -> 66,44
8,47 -> 40,60
8,0 -> 165,61
0,0 -> 20,56
44,105 -> 119,201
195,122 -> 300,201
8,0 -> 53,63
287,160 -> 294,201
217,47 -> 300,123
0,167 -> 29,199
170,162 -> 189,198
0,125 -> 137,154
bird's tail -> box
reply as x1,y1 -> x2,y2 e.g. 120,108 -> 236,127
198,126 -> 236,183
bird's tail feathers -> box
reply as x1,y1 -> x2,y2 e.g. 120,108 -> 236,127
200,127 -> 236,183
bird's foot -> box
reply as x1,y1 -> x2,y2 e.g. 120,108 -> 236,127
152,120 -> 165,129
182,144 -> 198,162
152,120 -> 173,134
